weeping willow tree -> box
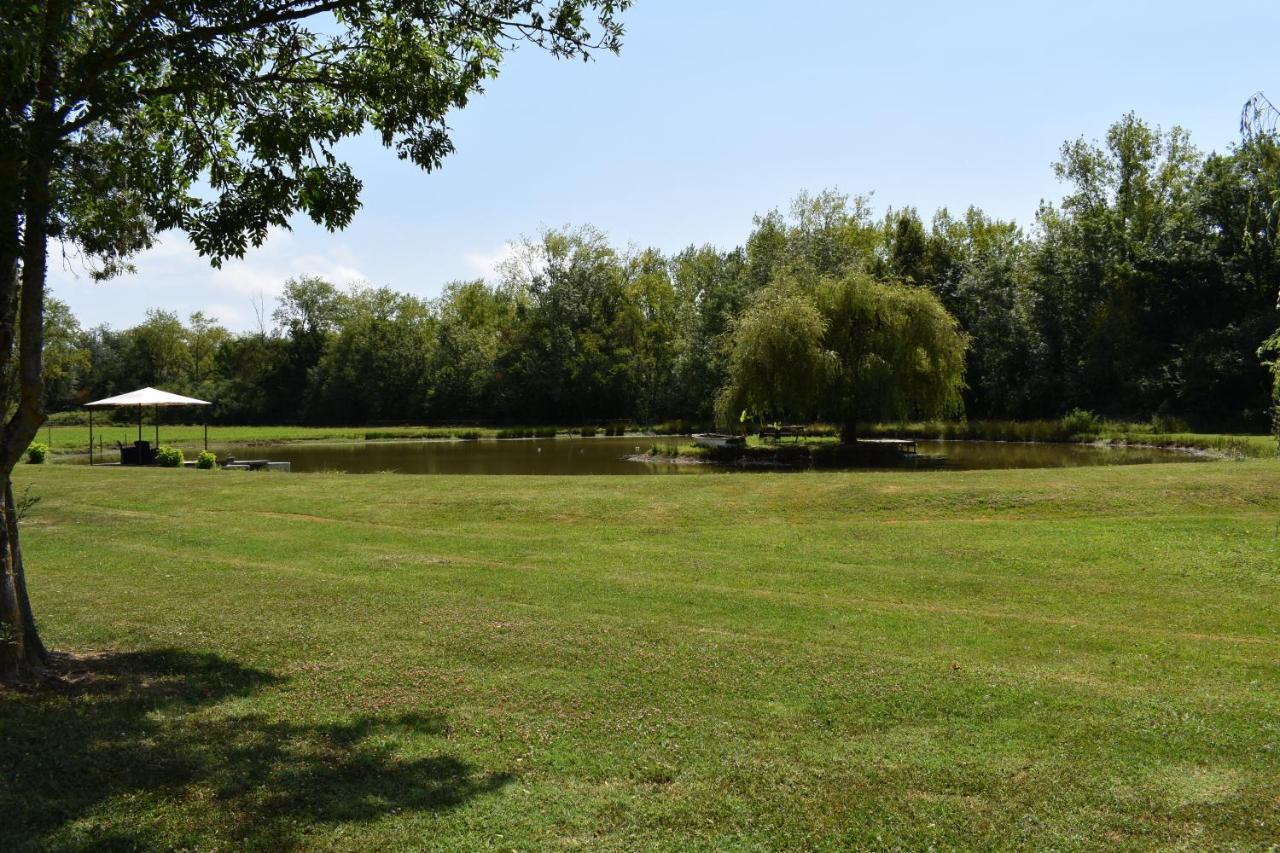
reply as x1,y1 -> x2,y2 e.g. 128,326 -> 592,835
819,273 -> 968,442
714,280 -> 833,427
717,273 -> 967,442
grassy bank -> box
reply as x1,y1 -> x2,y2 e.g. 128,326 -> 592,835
865,420 -> 1278,458
4,460 -> 1279,848
40,423 -> 647,454
40,424 -> 581,454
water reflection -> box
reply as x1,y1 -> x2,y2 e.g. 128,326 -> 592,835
913,439 -> 1203,470
174,436 -> 1204,475
222,436 -> 698,475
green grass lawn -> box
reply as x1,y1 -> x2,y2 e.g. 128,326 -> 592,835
3,460 -> 1280,849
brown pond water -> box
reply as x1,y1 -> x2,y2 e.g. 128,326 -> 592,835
117,436 -> 1207,475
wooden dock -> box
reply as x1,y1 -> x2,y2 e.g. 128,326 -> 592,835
219,457 -> 291,472
858,438 -> 918,455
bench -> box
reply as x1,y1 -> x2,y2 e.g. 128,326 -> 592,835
759,425 -> 807,443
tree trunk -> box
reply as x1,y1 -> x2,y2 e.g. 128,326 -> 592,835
8,482 -> 47,665
840,420 -> 858,445
0,4 -> 58,681
0,170 -> 21,681
0,187 -> 52,680
0,482 -> 22,680
0,476 -> 45,680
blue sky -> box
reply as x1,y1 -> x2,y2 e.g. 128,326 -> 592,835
50,0 -> 1280,331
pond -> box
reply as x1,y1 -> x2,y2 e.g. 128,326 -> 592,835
164,436 -> 1204,475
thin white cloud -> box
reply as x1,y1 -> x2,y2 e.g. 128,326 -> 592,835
206,229 -> 366,296
463,242 -> 519,279
203,303 -> 245,326
210,261 -> 287,296
47,227 -> 370,332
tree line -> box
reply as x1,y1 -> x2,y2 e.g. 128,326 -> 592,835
50,113 -> 1280,433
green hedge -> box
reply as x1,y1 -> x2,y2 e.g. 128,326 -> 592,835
155,446 -> 184,467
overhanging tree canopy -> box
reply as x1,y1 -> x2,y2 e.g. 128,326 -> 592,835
0,0 -> 629,681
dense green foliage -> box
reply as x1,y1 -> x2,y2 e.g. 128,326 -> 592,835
715,274 -> 967,437
714,280 -> 833,426
153,446 -> 183,467
24,444 -> 47,465
818,273 -> 966,436
6,461 -> 1279,847
194,450 -> 216,470
46,114 -> 1280,433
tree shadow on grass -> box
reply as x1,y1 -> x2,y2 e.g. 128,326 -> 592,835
0,649 -> 510,850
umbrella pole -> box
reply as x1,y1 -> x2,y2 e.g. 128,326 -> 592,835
89,410 -> 93,466
138,405 -> 142,442
155,405 -> 159,448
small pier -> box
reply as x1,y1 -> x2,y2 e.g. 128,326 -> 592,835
858,438 -> 918,455
217,457 -> 292,472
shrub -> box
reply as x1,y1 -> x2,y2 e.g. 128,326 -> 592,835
195,450 -> 217,469
454,430 -> 482,440
1060,408 -> 1100,437
1151,413 -> 1191,434
497,427 -> 559,439
155,446 -> 184,467
25,442 -> 48,464
365,428 -> 441,440
579,426 -> 598,437
46,410 -> 88,426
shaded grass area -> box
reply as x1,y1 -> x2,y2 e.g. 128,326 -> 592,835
2,650 -> 506,849
5,462 -> 1280,848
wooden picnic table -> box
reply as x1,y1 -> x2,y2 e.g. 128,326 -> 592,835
759,425 -> 807,442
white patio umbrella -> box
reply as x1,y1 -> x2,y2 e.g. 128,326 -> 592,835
84,386 -> 211,464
